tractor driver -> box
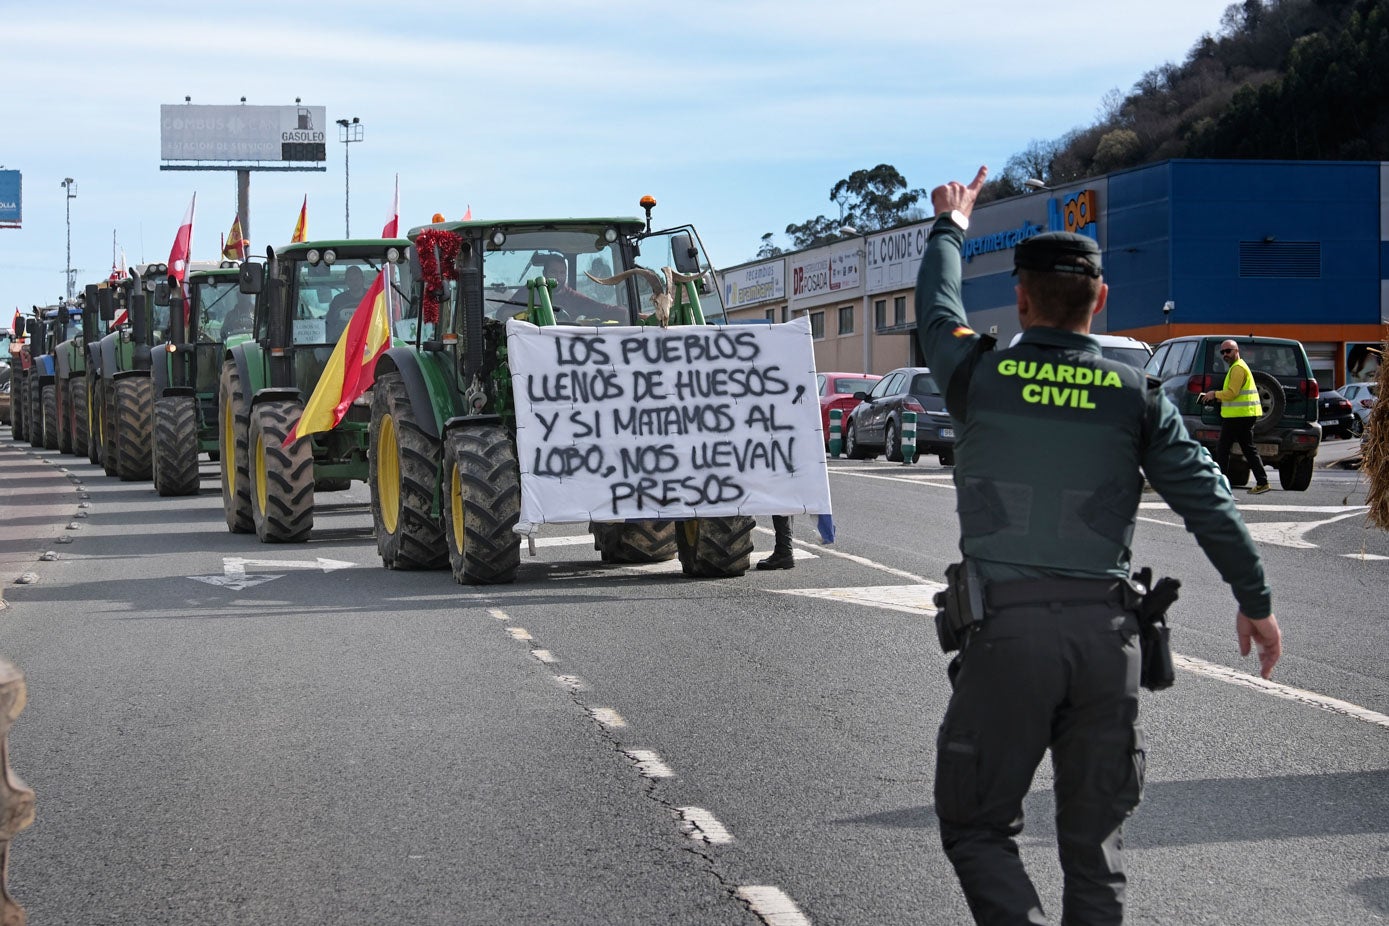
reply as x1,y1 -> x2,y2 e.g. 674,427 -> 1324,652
327,265 -> 370,342
524,254 -> 624,324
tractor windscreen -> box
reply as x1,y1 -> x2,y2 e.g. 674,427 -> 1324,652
481,230 -> 633,327
292,258 -> 412,345
197,279 -> 245,341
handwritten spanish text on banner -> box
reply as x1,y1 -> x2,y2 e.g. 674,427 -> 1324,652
507,317 -> 832,525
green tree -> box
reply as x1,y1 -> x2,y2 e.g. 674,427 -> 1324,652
755,233 -> 785,259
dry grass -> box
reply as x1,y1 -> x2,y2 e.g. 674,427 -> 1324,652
1364,336 -> 1389,529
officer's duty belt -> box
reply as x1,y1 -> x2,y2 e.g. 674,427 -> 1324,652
984,577 -> 1131,613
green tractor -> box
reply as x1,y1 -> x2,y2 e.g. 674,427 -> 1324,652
148,263 -> 246,496
91,263 -> 174,480
366,205 -> 753,584
42,300 -> 95,456
220,238 -> 412,542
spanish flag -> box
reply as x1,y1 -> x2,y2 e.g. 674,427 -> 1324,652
284,268 -> 391,445
290,195 -> 308,243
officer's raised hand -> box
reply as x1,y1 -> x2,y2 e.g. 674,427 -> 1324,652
929,166 -> 989,219
1237,610 -> 1282,679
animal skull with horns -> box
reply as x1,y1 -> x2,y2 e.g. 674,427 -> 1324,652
584,266 -> 706,328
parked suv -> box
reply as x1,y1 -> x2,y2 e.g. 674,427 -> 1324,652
844,366 -> 955,465
1145,335 -> 1321,490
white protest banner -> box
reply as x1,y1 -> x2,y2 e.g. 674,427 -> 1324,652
506,316 -> 831,526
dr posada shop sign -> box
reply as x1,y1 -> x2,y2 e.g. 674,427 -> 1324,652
506,316 -> 831,527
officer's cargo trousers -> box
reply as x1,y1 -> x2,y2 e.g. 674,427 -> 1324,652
934,586 -> 1144,926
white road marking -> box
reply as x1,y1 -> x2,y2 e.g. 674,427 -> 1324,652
679,806 -> 732,843
488,608 -> 509,621
590,707 -> 627,728
1341,552 -> 1389,561
736,885 -> 813,926
1173,654 -> 1389,731
532,649 -> 558,663
624,749 -> 675,779
189,556 -> 356,591
831,469 -> 956,490
773,584 -> 946,616
554,674 -> 586,691
1243,511 -> 1367,549
506,627 -> 533,641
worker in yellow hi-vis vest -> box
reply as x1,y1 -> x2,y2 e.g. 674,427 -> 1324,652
1200,339 -> 1271,494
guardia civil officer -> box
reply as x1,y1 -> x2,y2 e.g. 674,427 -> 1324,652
917,166 -> 1283,926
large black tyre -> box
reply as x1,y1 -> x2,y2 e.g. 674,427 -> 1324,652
1278,452 -> 1314,492
1226,455 -> 1251,487
1251,371 -> 1285,437
844,420 -> 876,460
590,521 -> 678,564
88,380 -> 104,466
28,379 -> 44,448
70,379 -> 88,457
153,395 -> 201,497
369,372 -> 447,569
1351,415 -> 1365,438
442,426 -> 521,585
10,377 -> 26,442
101,381 -> 119,476
674,516 -> 755,578
56,383 -> 73,454
249,400 -> 315,543
114,377 -> 153,481
219,361 -> 253,532
41,385 -> 59,449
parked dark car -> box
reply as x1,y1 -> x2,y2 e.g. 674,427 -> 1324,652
1145,335 -> 1321,490
1317,388 -> 1355,439
843,366 -> 955,465
817,371 -> 882,448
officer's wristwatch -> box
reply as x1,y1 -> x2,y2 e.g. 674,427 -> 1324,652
936,209 -> 970,232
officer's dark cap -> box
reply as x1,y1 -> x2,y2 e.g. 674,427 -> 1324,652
1013,232 -> 1103,278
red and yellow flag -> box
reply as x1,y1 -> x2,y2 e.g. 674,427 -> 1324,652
223,214 -> 248,260
290,195 -> 308,243
285,269 -> 392,445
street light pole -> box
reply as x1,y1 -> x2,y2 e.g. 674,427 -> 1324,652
336,117 -> 363,237
60,177 -> 76,300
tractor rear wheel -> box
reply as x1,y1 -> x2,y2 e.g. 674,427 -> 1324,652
590,521 -> 677,563
89,380 -> 105,465
153,395 -> 201,496
28,379 -> 43,448
249,400 -> 315,543
42,385 -> 59,450
674,516 -> 755,578
101,380 -> 118,476
443,425 -> 520,584
10,377 -> 26,442
219,362 -> 253,532
114,377 -> 153,480
70,379 -> 88,457
370,372 -> 447,569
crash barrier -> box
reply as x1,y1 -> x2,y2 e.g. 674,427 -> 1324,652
828,409 -> 843,458
901,411 -> 918,464
0,658 -> 34,925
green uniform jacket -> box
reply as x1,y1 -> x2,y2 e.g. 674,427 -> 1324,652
914,219 -> 1272,619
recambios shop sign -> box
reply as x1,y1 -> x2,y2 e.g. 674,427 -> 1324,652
0,171 -> 20,227
160,104 -> 328,162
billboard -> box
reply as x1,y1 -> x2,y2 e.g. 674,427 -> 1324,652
0,170 -> 19,227
722,260 -> 785,309
160,104 -> 328,162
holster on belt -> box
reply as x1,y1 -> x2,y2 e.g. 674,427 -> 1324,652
933,560 -> 984,653
1131,566 -> 1179,691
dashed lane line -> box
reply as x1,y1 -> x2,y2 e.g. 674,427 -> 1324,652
624,749 -> 675,779
736,885 -> 813,926
679,806 -> 733,844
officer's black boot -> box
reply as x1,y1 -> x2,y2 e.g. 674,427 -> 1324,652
756,516 -> 795,570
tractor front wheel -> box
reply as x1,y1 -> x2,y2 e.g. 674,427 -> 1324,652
249,400 -> 315,543
443,425 -> 520,585
70,379 -> 88,458
41,385 -> 59,450
153,395 -> 201,496
219,362 -> 253,532
114,377 -> 153,481
370,372 -> 447,569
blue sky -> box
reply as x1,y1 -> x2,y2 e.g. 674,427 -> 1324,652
1,0 -> 1235,313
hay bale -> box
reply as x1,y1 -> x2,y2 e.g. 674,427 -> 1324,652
1364,335 -> 1389,529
